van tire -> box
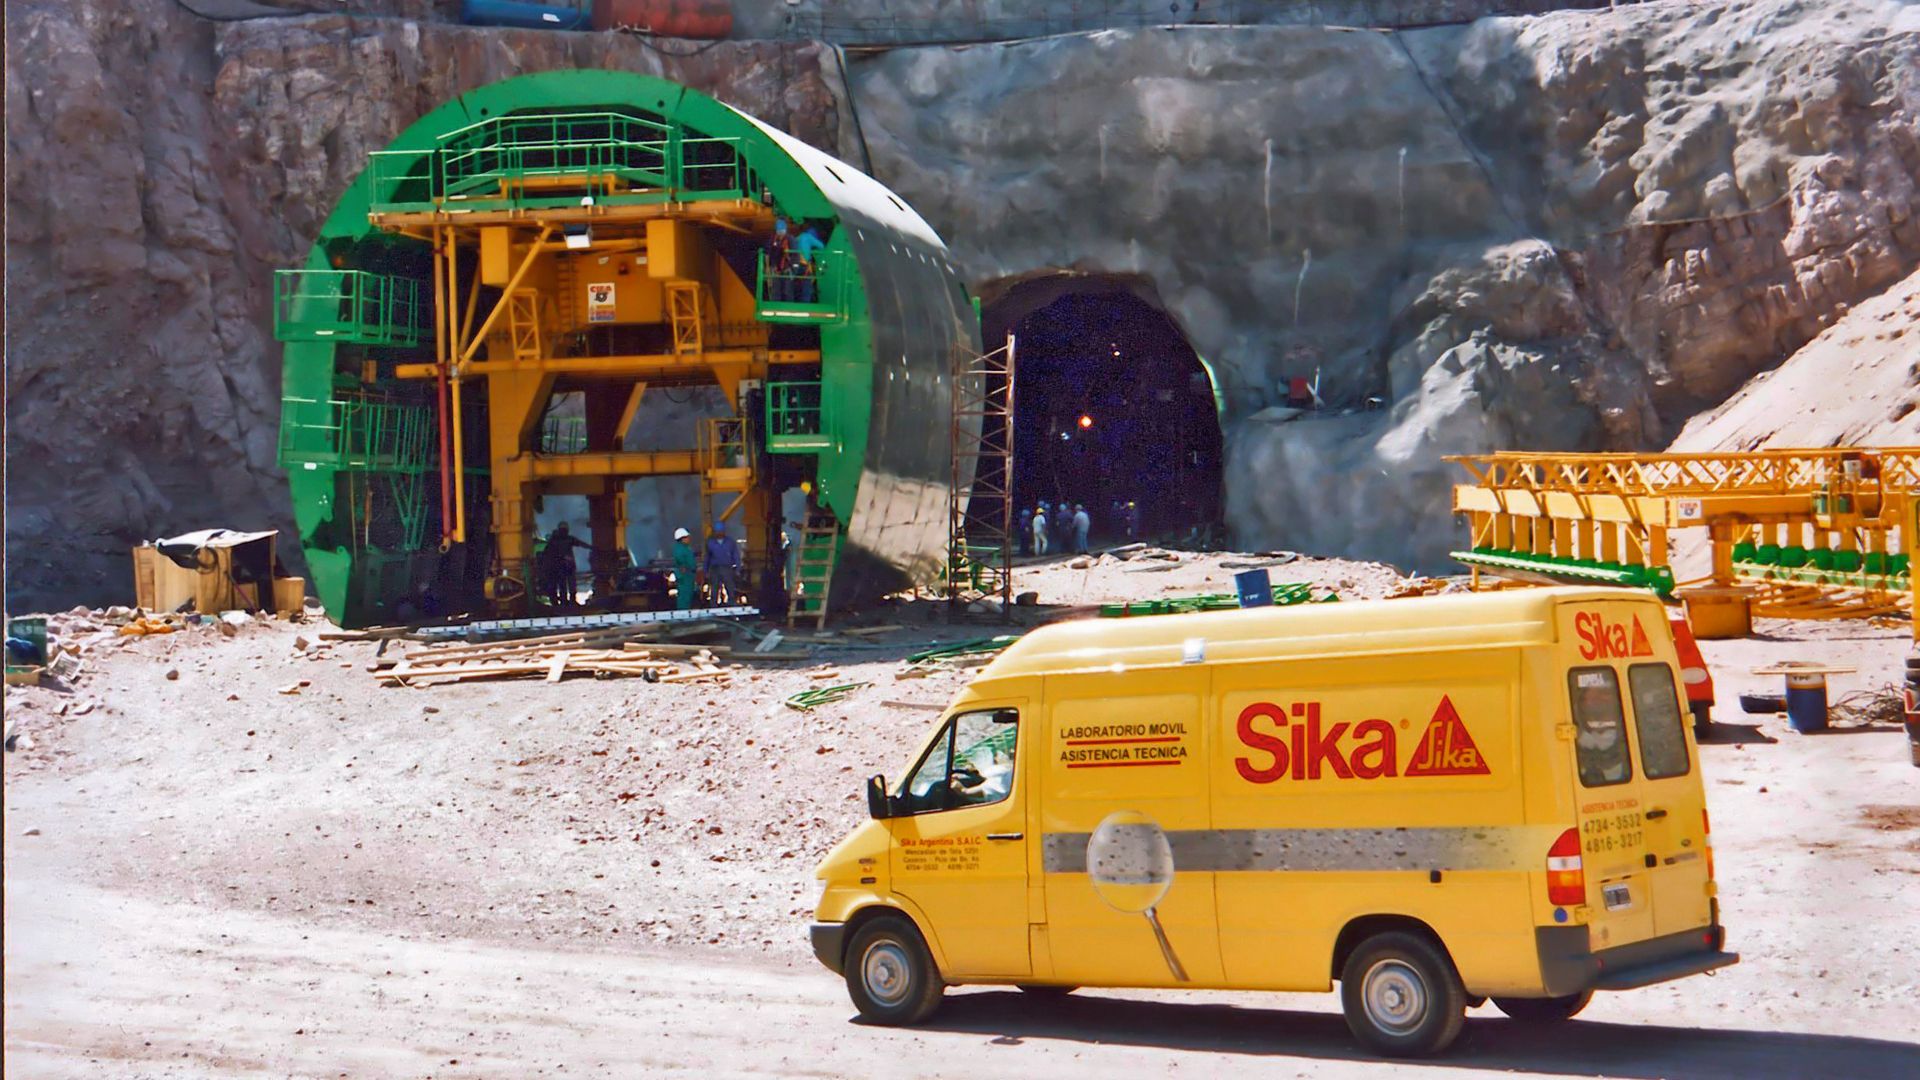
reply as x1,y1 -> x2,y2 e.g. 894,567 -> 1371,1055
1493,990 -> 1592,1022
1339,931 -> 1467,1057
845,916 -> 945,1026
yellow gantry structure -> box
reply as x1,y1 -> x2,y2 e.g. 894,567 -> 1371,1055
379,195 -> 810,602
1450,449 -> 1920,638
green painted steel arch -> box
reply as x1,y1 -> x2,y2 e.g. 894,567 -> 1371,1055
282,70 -> 976,626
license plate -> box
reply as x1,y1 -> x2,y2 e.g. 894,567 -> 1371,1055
1603,882 -> 1633,911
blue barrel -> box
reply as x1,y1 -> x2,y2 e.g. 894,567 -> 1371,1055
1235,569 -> 1273,608
1785,672 -> 1829,733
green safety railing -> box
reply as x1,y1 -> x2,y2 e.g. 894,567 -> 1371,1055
274,270 -> 429,347
278,396 -> 437,474
1099,582 -> 1338,618
366,111 -> 760,213
755,249 -> 844,322
1450,547 -> 1677,597
766,380 -> 830,451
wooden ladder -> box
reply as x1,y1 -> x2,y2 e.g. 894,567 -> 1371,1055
788,510 -> 841,629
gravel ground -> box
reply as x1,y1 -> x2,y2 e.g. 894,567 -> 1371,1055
5,553 -> 1917,1077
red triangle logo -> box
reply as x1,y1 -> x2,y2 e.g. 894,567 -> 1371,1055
1629,616 -> 1653,657
1404,696 -> 1491,777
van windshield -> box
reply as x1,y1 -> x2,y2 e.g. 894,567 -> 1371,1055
1568,667 -> 1632,787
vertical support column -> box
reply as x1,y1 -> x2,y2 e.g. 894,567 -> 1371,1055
1551,518 -> 1573,559
1648,524 -> 1669,569
584,389 -> 630,599
1575,519 -> 1595,563
1708,521 -> 1735,587
1600,521 -> 1620,565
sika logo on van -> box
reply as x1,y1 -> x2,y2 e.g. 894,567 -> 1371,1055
1234,696 -> 1490,783
1573,610 -> 1655,661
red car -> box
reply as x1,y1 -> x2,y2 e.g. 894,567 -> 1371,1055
1669,612 -> 1716,738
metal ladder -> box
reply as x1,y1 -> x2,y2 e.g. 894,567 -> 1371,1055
788,510 -> 841,629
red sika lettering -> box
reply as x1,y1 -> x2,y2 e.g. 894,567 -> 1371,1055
1234,703 -> 1289,783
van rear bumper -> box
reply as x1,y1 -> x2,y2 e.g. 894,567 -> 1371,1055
810,922 -> 847,975
1536,925 -> 1739,996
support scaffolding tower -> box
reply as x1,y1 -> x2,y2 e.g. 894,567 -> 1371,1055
948,335 -> 1017,616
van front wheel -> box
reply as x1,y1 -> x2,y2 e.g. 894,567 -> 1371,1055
1339,932 -> 1467,1057
845,916 -> 945,1025
1493,990 -> 1592,1022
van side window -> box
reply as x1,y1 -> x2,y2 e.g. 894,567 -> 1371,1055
1568,667 -> 1632,787
898,709 -> 1019,814
1628,664 -> 1691,780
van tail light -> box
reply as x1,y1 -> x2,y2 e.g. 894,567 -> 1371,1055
1681,666 -> 1710,686
1703,809 -> 1716,881
1547,828 -> 1586,906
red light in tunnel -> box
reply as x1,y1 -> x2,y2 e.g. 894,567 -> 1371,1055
1078,414 -> 1094,429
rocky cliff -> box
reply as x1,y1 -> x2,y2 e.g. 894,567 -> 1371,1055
5,0 -> 1917,608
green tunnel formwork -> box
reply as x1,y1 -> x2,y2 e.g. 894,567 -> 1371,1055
277,71 -> 980,627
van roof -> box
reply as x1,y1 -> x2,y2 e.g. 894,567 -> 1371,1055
979,585 -> 1655,680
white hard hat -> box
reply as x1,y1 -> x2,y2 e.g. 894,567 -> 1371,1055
673,527 -> 690,541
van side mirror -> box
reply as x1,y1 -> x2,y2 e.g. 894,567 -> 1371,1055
866,774 -> 894,819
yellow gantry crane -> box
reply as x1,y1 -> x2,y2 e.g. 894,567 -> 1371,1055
1450,448 -> 1919,638
368,123 -> 813,607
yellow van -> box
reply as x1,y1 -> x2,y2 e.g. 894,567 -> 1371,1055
809,586 -> 1737,1056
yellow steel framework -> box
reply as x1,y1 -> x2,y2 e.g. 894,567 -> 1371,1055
1451,448 -> 1919,638
379,175 -> 813,611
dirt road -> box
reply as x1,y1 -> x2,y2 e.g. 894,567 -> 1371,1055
7,851 -> 1916,1079
6,556 -> 1919,1077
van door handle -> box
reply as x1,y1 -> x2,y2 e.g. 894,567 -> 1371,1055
987,832 -> 1023,841
1645,808 -> 1668,820
1645,854 -> 1658,869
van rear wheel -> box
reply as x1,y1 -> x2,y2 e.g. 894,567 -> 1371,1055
845,916 -> 945,1025
1339,932 -> 1467,1057
1493,990 -> 1592,1022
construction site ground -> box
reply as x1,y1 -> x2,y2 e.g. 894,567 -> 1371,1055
5,549 -> 1917,1078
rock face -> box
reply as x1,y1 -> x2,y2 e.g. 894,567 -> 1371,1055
4,0 -> 843,609
1669,266 -> 1920,452
849,0 -> 1920,572
5,0 -> 1917,609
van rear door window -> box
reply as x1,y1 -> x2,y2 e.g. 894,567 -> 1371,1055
1627,664 -> 1691,780
1568,667 -> 1632,787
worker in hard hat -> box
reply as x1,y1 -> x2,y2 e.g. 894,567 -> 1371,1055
1031,504 -> 1049,556
672,527 -> 698,610
1072,503 -> 1091,555
792,222 -> 826,302
767,218 -> 794,300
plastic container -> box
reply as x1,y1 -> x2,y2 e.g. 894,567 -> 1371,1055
5,615 -> 47,666
1234,568 -> 1272,609
1784,671 -> 1829,733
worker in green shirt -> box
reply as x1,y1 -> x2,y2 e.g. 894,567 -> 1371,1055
672,526 -> 698,610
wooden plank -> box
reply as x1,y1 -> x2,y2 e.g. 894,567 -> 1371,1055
656,668 -> 733,683
620,642 -> 733,657
842,625 -> 905,637
546,651 -> 572,683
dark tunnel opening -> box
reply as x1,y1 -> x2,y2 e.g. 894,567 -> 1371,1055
981,278 -> 1225,551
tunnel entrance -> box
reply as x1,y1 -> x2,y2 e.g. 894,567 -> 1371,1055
982,276 -> 1224,549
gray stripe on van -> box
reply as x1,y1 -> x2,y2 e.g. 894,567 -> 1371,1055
1042,827 -> 1529,874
